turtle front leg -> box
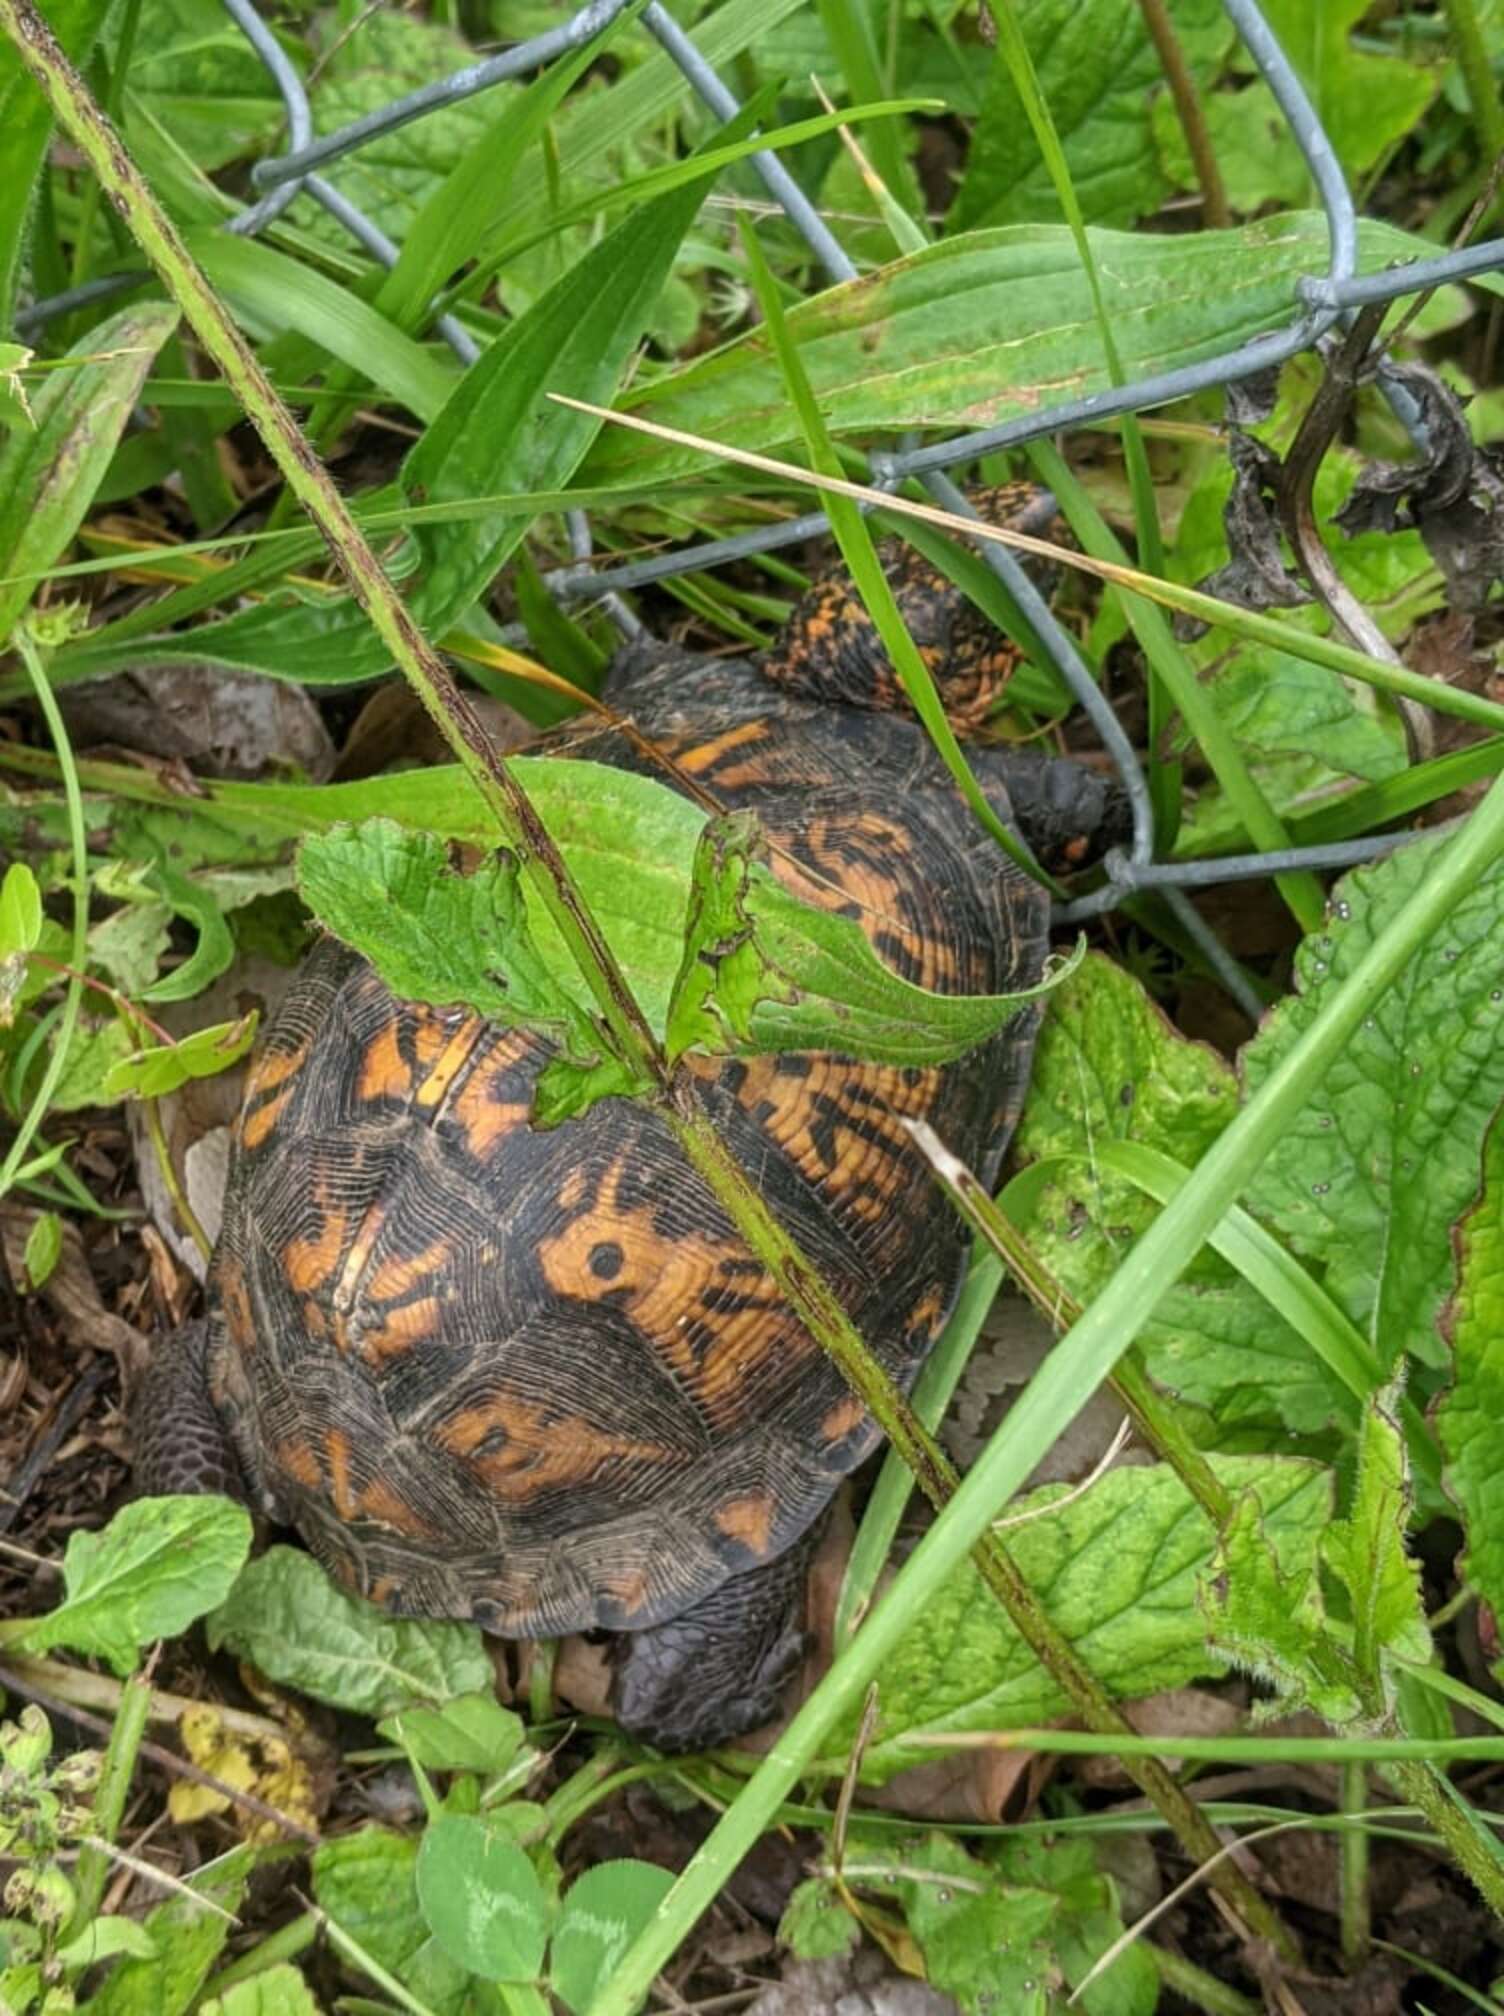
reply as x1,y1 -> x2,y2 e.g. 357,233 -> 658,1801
129,1318 -> 249,1502
610,1531 -> 817,1753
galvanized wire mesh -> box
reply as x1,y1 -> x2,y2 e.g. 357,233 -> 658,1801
19,0 -> 1504,1012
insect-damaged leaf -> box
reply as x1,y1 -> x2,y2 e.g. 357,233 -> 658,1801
296,819 -> 648,1121
298,820 -> 578,1034
297,798 -> 1068,1118
668,809 -> 1075,1067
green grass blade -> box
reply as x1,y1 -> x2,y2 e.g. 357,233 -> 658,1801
0,299 -> 178,642
191,233 -> 457,422
1031,437 -> 1326,929
590,744 -> 1504,2016
1057,1140 -> 1440,1492
814,0 -> 924,228
736,215 -> 1054,888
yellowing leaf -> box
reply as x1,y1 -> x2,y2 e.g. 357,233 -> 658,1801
171,1703 -> 318,1843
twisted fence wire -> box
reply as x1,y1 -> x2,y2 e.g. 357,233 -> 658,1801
17,0 -> 1504,1005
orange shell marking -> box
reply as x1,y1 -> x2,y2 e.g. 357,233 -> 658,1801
536,1153 -> 808,1428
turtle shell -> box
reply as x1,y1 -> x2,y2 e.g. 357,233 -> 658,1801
203,652 -> 1052,1638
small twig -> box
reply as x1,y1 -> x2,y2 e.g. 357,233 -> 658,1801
0,1652 -> 310,1749
0,1661 -> 321,1844
79,1835 -> 243,1922
0,1362 -> 113,1534
830,1685 -> 879,1880
1137,0 -> 1230,228
23,953 -> 177,1047
1386,144 -> 1504,352
1277,302 -> 1434,759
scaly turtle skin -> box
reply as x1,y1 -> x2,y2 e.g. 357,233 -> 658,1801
134,489 -> 1124,1751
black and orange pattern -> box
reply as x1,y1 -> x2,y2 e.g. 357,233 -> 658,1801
163,486 -> 1123,1741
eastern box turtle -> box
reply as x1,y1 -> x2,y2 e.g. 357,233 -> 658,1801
135,489 -> 1124,1750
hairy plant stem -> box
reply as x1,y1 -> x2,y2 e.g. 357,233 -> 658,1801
1385,1753 -> 1504,1919
3,0 -> 1313,1960
1151,1945 -> 1261,2016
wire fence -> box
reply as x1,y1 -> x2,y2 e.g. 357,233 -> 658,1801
18,0 -> 1504,1015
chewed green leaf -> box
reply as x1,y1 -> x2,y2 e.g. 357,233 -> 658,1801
835,1455 -> 1329,1779
1242,833 -> 1504,1371
2,1497 -> 251,1676
742,851 -> 1076,1066
301,793 -> 1063,1107
139,862 -> 244,1003
666,808 -> 789,1059
296,820 -> 590,1042
209,1547 -> 492,1717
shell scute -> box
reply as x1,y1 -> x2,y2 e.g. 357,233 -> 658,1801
209,620 -> 1056,1638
